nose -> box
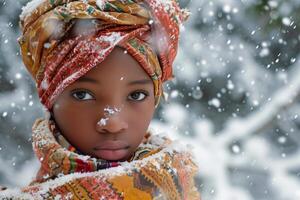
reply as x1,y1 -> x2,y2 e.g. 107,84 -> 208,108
96,113 -> 128,134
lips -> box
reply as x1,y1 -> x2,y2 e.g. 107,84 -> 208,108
93,141 -> 130,161
94,141 -> 129,151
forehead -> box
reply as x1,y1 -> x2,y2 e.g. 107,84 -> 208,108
80,47 -> 151,82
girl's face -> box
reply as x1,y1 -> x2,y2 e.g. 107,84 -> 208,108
52,47 -> 156,161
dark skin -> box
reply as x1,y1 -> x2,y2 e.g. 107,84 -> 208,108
52,47 -> 156,161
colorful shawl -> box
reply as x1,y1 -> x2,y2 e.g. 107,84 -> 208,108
18,0 -> 189,109
31,118 -> 163,183
0,118 -> 200,199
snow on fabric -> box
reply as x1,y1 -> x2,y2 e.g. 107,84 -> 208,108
19,0 -> 44,21
18,0 -> 189,109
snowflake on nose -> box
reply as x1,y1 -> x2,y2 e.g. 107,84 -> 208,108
97,118 -> 109,126
104,106 -> 121,116
97,106 -> 122,126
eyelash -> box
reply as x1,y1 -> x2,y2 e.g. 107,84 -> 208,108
71,90 -> 94,101
71,90 -> 149,102
128,91 -> 149,101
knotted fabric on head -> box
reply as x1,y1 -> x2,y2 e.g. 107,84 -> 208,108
18,0 -> 189,110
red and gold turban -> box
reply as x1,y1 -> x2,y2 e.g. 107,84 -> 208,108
18,0 -> 189,109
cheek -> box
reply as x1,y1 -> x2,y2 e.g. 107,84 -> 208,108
53,100 -> 75,124
52,101 -> 98,151
52,99 -> 92,136
128,104 -> 155,131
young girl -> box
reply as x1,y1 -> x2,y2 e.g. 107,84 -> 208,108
1,0 -> 200,199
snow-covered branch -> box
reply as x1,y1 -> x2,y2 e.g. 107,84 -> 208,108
216,61 -> 300,144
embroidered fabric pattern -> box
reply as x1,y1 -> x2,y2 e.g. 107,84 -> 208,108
18,0 -> 190,109
21,118 -> 201,200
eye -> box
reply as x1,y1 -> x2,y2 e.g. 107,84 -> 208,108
71,90 -> 94,101
128,91 -> 149,101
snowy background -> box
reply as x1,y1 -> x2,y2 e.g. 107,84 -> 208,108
1,0 -> 300,199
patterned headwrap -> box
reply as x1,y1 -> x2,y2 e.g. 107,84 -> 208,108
18,0 -> 189,109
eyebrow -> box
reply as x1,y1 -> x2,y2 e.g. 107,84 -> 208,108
127,79 -> 152,85
77,77 -> 152,85
77,77 -> 99,83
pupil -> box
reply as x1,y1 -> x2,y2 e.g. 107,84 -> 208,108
77,92 -> 85,99
132,93 -> 139,99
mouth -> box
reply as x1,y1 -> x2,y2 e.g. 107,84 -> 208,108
93,141 -> 130,161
